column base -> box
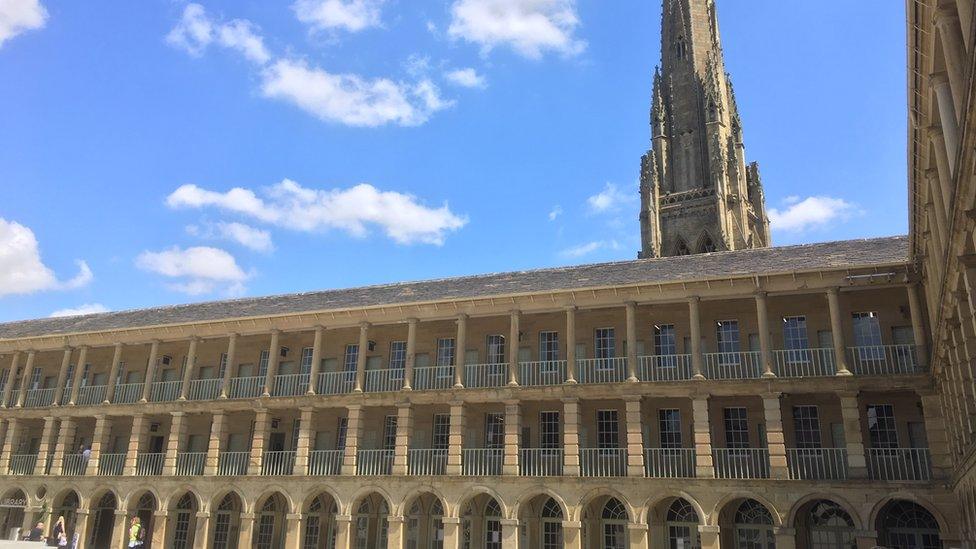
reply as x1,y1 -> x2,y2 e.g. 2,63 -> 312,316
402,386 -> 412,391
564,379 -> 578,384
835,369 -> 853,377
305,391 -> 315,396
761,371 -> 777,379
626,376 -> 639,383
692,374 -> 705,381
454,383 -> 464,389
507,381 -> 519,387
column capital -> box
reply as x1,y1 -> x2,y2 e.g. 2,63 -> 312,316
754,290 -> 768,299
113,510 -> 127,517
837,390 -> 860,399
761,392 -> 783,400
62,345 -> 73,352
688,295 -> 701,303
269,329 -> 281,336
387,515 -> 405,524
406,317 -> 419,325
624,300 -> 637,308
240,512 -> 256,520
336,515 -> 353,523
826,286 -> 840,296
442,517 -> 461,525
564,305 -> 578,312
500,519 -> 519,527
698,525 -> 720,534
154,510 -> 168,518
929,71 -> 951,89
196,512 -> 210,519
286,513 -> 302,520
561,521 -> 582,529
77,344 -> 90,351
627,523 -> 648,532
456,313 -> 469,321
170,411 -> 185,418
561,396 -> 580,404
934,7 -> 960,25
623,395 -> 643,403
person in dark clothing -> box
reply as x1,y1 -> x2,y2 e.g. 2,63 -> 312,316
24,521 -> 44,540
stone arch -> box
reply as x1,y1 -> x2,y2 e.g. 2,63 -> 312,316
206,486 -> 247,514
641,491 -> 706,525
710,491 -> 783,526
302,489 -> 341,549
87,489 -> 120,549
301,485 -> 345,515
786,493 -> 864,530
672,237 -> 691,256
124,487 -> 161,512
210,490 -> 245,549
399,486 -> 450,517
346,485 -> 394,517
250,486 -> 295,515
868,495 -> 952,541
695,231 -> 718,253
511,489 -> 570,521
167,490 -> 201,549
163,486 -> 204,511
575,488 -> 636,523
52,485 -> 84,509
253,491 -> 290,549
456,485 -> 510,521
0,487 -> 28,539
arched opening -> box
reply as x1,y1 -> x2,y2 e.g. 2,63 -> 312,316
581,496 -> 630,549
129,491 -> 157,548
795,500 -> 855,549
168,492 -> 199,549
210,492 -> 243,549
87,491 -> 118,549
876,500 -> 941,549
697,233 -> 717,254
461,494 -> 502,549
406,493 -> 445,549
673,238 -> 691,256
518,495 -> 564,549
353,493 -> 390,549
255,493 -> 289,549
303,492 -> 339,549
719,498 -> 775,549
52,490 -> 80,542
0,489 -> 26,538
665,498 -> 701,549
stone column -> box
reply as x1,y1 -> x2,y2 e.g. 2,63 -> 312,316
387,515 -> 405,549
930,127 -> 955,208
341,405 -> 362,475
164,412 -> 186,475
307,327 -> 324,395
503,400 -> 521,475
699,525 -> 721,549
826,289 -> 851,375
774,528 -> 796,549
443,517 -> 461,549
124,414 -> 146,475
563,397 -> 581,476
692,396 -> 714,478
263,330 -> 281,397
249,409 -> 269,475
563,521 -> 583,549
936,8 -> 969,112
907,283 -> 930,368
689,297 -> 704,379
920,390 -> 952,478
151,511 -> 169,548
284,513 -> 302,549
104,343 -> 124,404
0,418 -> 17,473
205,411 -> 225,476
628,524 -> 648,549
87,415 -> 111,476
838,392 -> 867,478
927,169 -> 951,246
762,393 -> 788,479
354,323 -> 368,393
294,407 -> 314,476
67,345 -> 88,405
626,302 -> 639,382
238,513 -> 255,548
109,509 -> 128,549
957,0 -> 973,49
624,396 -> 644,476
854,531 -> 879,549
0,352 -> 18,407
140,341 -> 160,403
455,314 -> 467,388
192,512 -> 209,549
15,350 -> 36,407
930,72 -> 960,175
49,418 -> 76,475
34,416 -> 56,475
334,515 -> 352,549
500,519 -> 519,549
508,311 -> 520,386
219,333 -> 237,399
447,401 -> 465,475
404,319 -> 418,391
179,338 -> 199,401
393,403 -> 412,476
52,347 -> 72,407
756,292 -> 775,377
565,306 -> 578,384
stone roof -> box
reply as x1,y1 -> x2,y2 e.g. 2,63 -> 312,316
0,236 -> 909,340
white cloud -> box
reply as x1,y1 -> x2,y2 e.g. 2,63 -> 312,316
587,182 -> 631,213
548,205 -> 562,221
0,0 -> 47,48
165,4 -> 213,57
49,303 -> 110,318
217,19 -> 271,64
135,246 -> 249,296
187,222 -> 274,252
167,179 -> 468,245
768,196 -> 862,233
0,218 -> 92,297
292,0 -> 385,33
559,239 -> 619,258
444,67 -> 487,88
166,4 -> 270,64
260,59 -> 453,127
448,0 -> 586,59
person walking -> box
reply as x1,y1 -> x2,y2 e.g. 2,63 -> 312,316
128,516 -> 143,547
50,516 -> 66,544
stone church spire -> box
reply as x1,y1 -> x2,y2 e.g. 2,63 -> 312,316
638,0 -> 770,258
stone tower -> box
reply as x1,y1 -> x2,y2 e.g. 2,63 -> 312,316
638,0 -> 771,258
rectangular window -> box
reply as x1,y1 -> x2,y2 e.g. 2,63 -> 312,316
654,324 -> 677,355
29,367 -> 42,390
300,348 -> 313,375
343,345 -> 359,372
597,410 -> 620,449
219,353 -> 228,380
259,350 -> 270,378
389,341 -> 407,376
539,332 -> 560,362
852,312 -> 883,347
485,413 -> 504,448
336,417 -> 349,449
595,328 -> 616,360
540,411 -> 560,449
486,335 -> 506,364
383,416 -> 398,450
436,338 -> 456,367
716,321 -> 741,354
783,316 -> 810,350
658,409 -> 682,448
80,364 -> 90,387
723,407 -> 749,449
792,405 -> 822,448
867,404 -> 898,448
433,414 -> 450,449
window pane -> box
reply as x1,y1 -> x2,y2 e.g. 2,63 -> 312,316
597,410 -> 620,449
596,329 -> 616,359
539,332 -> 560,362
659,409 -> 682,448
723,407 -> 749,448
867,404 -> 898,448
792,405 -> 822,448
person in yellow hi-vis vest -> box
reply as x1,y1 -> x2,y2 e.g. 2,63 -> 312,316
128,516 -> 144,547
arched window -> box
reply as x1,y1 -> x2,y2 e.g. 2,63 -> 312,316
698,234 -> 717,253
541,498 -> 563,549
256,495 -> 283,549
602,499 -> 628,549
172,493 -> 196,549
674,36 -> 687,59
355,500 -> 372,549
807,500 -> 855,549
305,495 -> 338,549
485,500 -> 502,549
666,499 -> 701,549
357,498 -> 389,549
674,239 -> 691,256
212,494 -> 242,549
734,500 -> 775,549
879,501 -> 941,549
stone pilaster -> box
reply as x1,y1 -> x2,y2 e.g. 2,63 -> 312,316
249,409 -> 269,475
838,392 -> 867,478
503,400 -> 521,475
205,411 -> 225,476
354,323 -> 368,393
87,415 -> 111,476
140,341 -> 160,403
179,338 -> 199,400
762,393 -> 788,479
563,397 -> 580,476
500,519 -> 519,549
334,515 -> 352,549
565,306 -> 578,383
624,396 -> 644,476
219,333 -> 237,399
628,524 -> 648,549
34,416 -> 56,475
49,418 -> 76,476
0,352 -> 19,408
393,403 -> 412,476
447,401 -> 465,475
192,512 -> 209,549
920,390 -> 952,478
826,288 -> 851,375
341,406 -> 362,476
442,517 -> 461,549
124,414 -> 146,475
907,283 -> 930,368
104,343 -> 124,404
307,327 -> 324,395
67,345 -> 88,405
508,311 -> 520,386
73,509 -> 90,549
163,412 -> 186,475
689,297 -> 704,379
774,528 -> 797,549
285,513 -> 302,549
238,513 -> 255,547
15,351 -> 36,407
563,521 -> 583,549
692,395 -> 714,478
294,407 -> 314,476
151,511 -> 168,548
0,418 -> 19,473
699,525 -> 721,549
110,509 -> 128,549
263,330 -> 281,397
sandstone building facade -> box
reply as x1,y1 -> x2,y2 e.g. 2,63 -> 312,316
0,1 -> 969,549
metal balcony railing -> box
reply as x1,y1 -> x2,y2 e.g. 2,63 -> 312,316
408,449 -> 448,475
645,448 -> 696,478
462,448 -> 503,476
218,451 -> 250,476
113,383 -> 143,404
773,348 -> 835,378
9,455 -> 37,475
98,453 -> 126,476
150,380 -> 182,402
703,351 -> 763,380
518,361 -> 566,386
317,371 -> 356,395
273,373 -> 310,397
464,364 -> 507,388
227,376 -> 263,399
577,358 -> 629,384
713,448 -> 771,479
787,448 -> 848,480
61,454 -> 88,476
519,448 -> 563,476
262,451 -> 296,476
76,385 -> 107,406
638,355 -> 693,382
308,450 -> 343,475
188,378 -> 222,401
176,452 -> 207,476
364,369 -> 404,393
868,448 -> 932,481
848,345 -> 923,376
580,448 -> 627,477
414,366 -> 454,390
136,453 -> 164,476
24,388 -> 55,408
356,449 -> 393,475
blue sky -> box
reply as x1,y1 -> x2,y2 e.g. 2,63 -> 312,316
0,0 -> 907,322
